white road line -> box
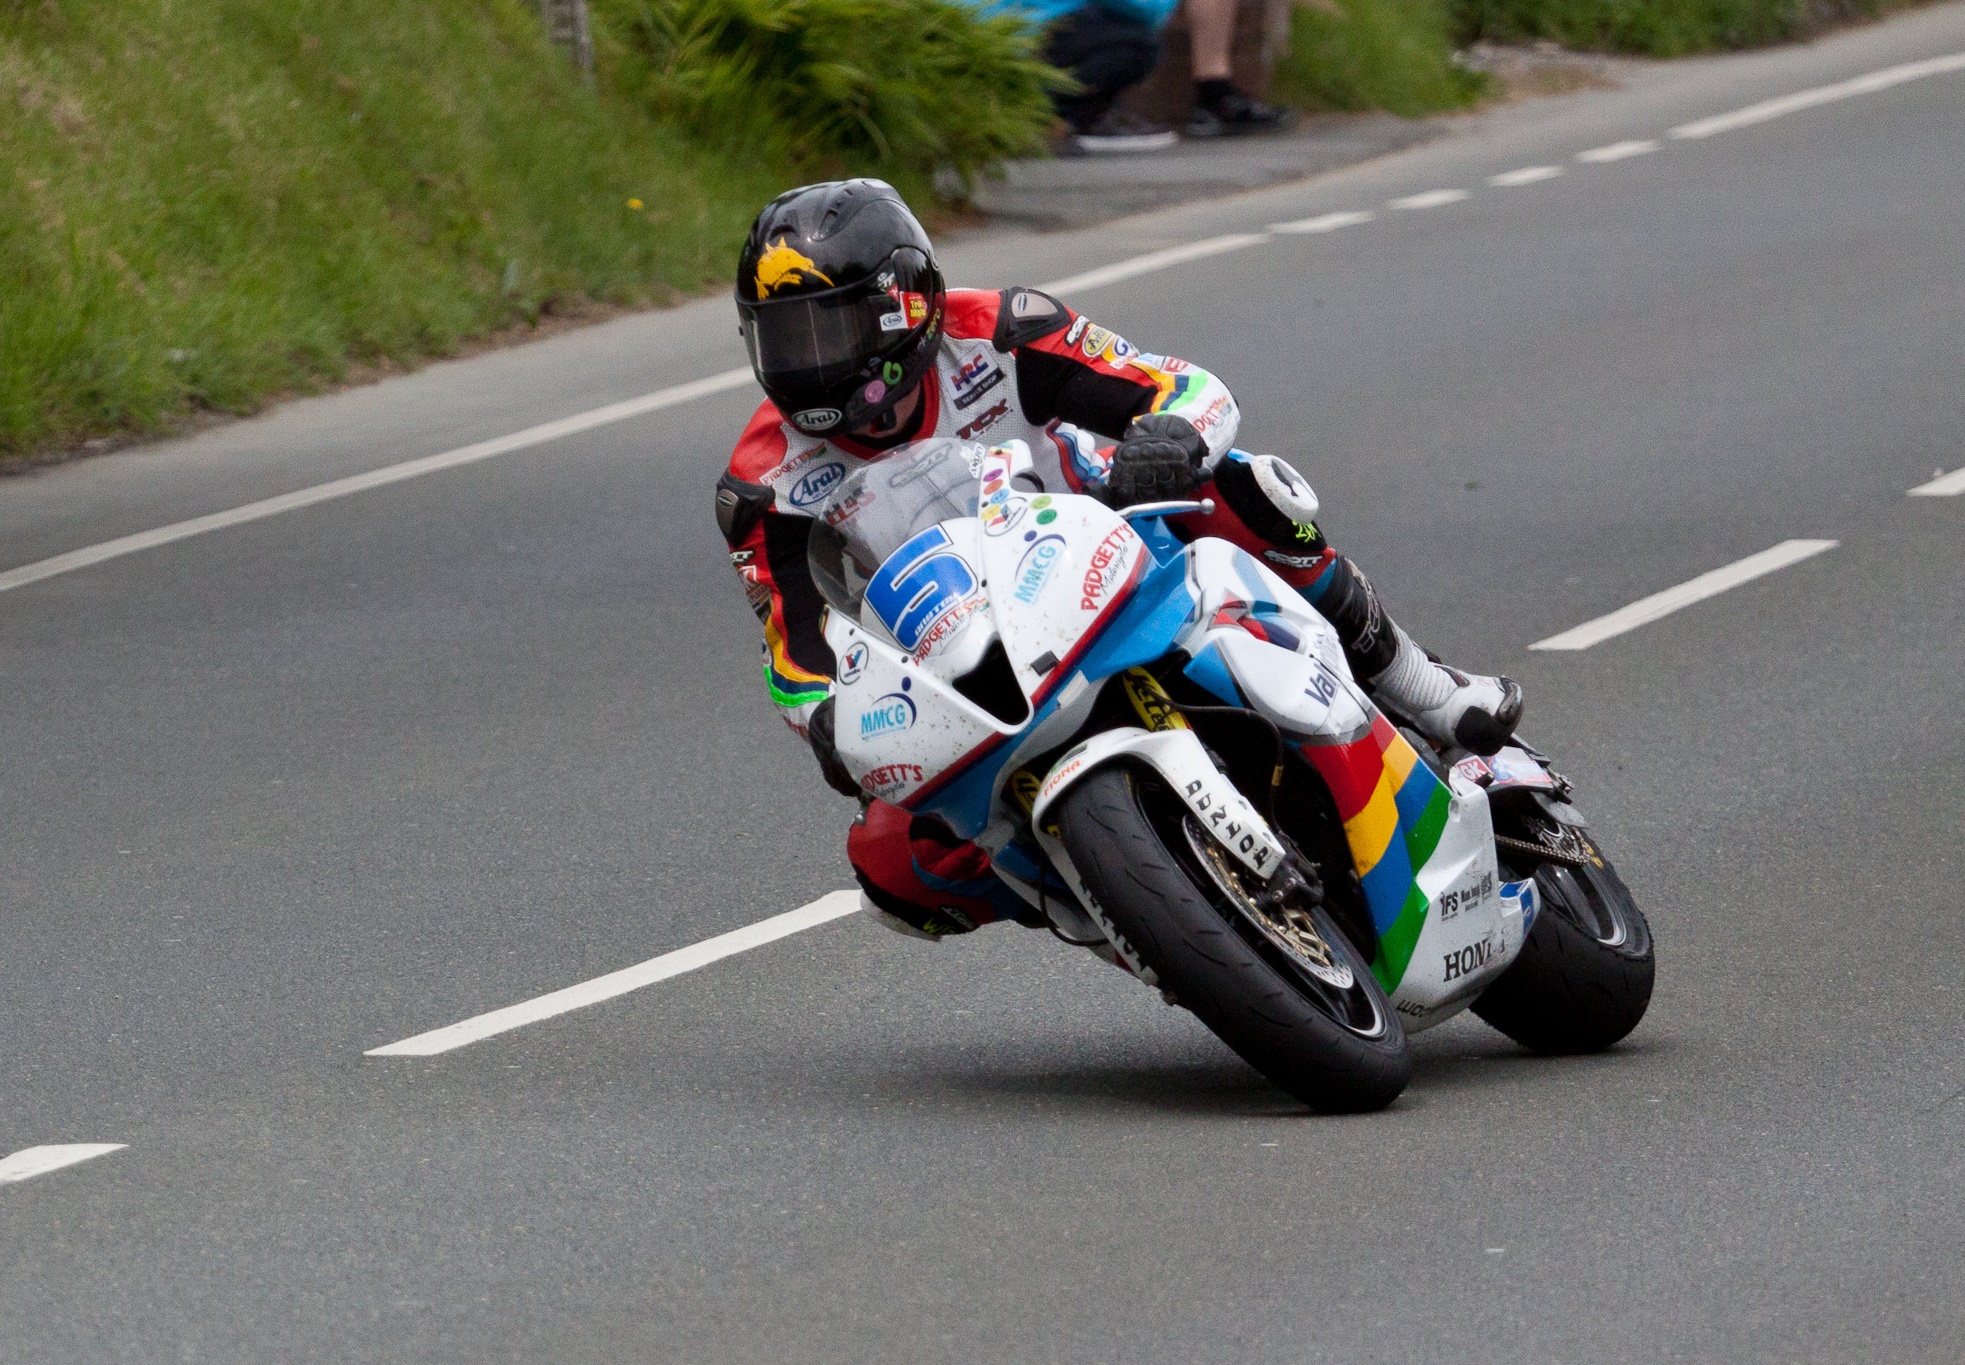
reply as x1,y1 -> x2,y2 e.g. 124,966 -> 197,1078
1388,189 -> 1469,210
0,368 -> 757,596
1488,166 -> 1563,187
1672,50 -> 1965,138
366,890 -> 863,1057
1269,210 -> 1375,234
1909,468 -> 1965,496
1577,139 -> 1660,163
1528,539 -> 1837,650
1037,233 -> 1272,296
0,1144 -> 126,1186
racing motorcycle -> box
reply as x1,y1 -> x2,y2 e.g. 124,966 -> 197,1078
810,437 -> 1654,1112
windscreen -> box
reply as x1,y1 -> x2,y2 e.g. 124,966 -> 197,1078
807,438 -> 983,619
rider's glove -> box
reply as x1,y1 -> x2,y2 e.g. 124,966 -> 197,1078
1106,413 -> 1208,508
806,696 -> 861,799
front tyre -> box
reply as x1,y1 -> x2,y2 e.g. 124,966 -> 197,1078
1474,828 -> 1654,1054
1056,765 -> 1412,1113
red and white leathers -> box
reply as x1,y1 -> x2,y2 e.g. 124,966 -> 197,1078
716,286 -> 1253,735
714,286 -> 1515,937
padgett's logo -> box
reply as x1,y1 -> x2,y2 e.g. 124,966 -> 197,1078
788,461 -> 847,507
754,238 -> 833,297
860,692 -> 917,737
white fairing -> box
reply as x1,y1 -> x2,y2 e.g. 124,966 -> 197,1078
817,439 -> 1525,1031
1029,727 -> 1287,878
823,442 -> 1149,813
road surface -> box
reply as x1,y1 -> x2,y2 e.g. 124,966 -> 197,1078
3,8 -> 1962,1361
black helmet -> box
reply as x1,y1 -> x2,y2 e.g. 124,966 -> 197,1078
735,180 -> 945,437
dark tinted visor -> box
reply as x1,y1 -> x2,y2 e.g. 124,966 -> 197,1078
740,286 -> 905,406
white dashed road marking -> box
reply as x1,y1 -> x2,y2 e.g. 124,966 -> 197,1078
0,1144 -> 127,1186
1671,50 -> 1965,138
1037,234 -> 1272,296
1269,210 -> 1376,234
367,891 -> 863,1057
1577,139 -> 1660,163
1529,540 -> 1838,650
1389,189 -> 1470,210
1265,209 -> 1375,233
1488,166 -> 1563,186
1909,468 -> 1965,496
0,369 -> 757,596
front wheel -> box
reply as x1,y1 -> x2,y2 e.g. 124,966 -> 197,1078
1055,765 -> 1412,1113
1474,823 -> 1654,1054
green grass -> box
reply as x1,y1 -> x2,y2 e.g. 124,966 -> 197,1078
1271,0 -> 1488,118
1449,0 -> 1900,55
0,0 -> 1054,460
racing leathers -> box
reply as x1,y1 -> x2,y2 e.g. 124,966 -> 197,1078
715,286 -> 1518,937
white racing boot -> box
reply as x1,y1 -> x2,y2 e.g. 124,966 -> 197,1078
1367,626 -> 1524,757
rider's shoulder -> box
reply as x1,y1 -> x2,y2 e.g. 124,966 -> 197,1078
943,287 -> 1073,352
727,399 -> 838,496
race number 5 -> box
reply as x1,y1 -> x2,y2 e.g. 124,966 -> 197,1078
866,526 -> 976,651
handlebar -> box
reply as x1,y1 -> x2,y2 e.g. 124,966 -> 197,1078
1119,498 -> 1215,520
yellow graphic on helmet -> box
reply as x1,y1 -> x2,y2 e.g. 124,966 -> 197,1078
755,238 -> 834,296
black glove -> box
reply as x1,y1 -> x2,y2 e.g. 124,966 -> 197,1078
806,696 -> 861,798
1106,413 -> 1208,508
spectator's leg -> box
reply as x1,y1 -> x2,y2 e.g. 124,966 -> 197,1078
1181,0 -> 1296,136
1187,0 -> 1236,82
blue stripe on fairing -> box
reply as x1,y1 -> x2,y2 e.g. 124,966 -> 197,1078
1392,760 -> 1443,828
1357,826 -> 1418,935
1182,640 -> 1241,705
916,556 -> 1197,839
916,691 -> 1067,840
1073,554 -> 1196,682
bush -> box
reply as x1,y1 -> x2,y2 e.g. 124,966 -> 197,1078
1271,0 -> 1488,118
595,0 -> 1063,196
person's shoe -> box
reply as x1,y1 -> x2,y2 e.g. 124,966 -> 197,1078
1367,627 -> 1524,757
1186,89 -> 1298,139
1072,108 -> 1179,155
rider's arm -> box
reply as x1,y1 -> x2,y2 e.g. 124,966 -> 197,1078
715,470 -> 834,734
996,288 -> 1241,464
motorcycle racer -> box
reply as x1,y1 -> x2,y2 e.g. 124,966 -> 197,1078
716,180 -> 1523,935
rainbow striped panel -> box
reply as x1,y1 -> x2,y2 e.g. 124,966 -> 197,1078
1298,712 -> 1449,992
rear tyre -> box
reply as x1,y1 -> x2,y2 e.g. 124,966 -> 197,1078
1055,765 -> 1411,1113
1473,828 -> 1654,1054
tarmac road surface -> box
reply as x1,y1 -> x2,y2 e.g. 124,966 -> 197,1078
3,7 -> 1963,1361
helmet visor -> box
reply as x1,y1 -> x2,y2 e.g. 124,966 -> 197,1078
740,286 -> 913,409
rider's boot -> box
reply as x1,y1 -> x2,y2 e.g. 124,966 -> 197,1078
1311,555 -> 1523,756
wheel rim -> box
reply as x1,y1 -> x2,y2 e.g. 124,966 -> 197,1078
1177,816 -> 1392,1040
1523,833 -> 1649,956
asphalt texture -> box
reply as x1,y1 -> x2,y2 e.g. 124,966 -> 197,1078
3,7 -> 1964,1361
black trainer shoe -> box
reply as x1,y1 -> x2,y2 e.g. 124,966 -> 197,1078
1072,108 -> 1179,155
1186,90 -> 1298,139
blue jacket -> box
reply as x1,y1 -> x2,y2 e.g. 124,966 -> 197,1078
971,0 -> 1181,33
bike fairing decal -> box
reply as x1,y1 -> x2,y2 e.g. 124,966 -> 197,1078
1295,712 -> 1451,992
904,541 -> 1169,837
865,525 -> 981,654
860,687 -> 917,737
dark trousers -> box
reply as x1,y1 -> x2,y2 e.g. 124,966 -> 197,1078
1044,5 -> 1161,130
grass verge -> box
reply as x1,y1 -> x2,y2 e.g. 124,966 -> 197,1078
1448,0 -> 1906,55
0,0 -> 1053,463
